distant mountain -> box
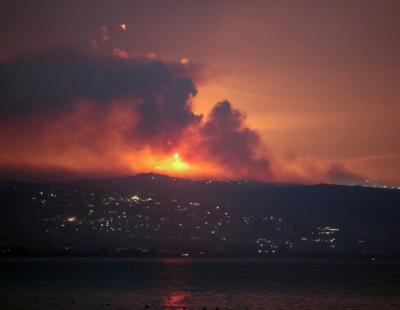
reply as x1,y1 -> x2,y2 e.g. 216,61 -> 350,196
1,174 -> 400,257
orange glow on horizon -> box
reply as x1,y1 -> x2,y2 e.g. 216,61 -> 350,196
0,99 -> 372,185
0,100 -> 226,180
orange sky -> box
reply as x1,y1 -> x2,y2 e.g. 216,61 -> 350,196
0,0 -> 399,185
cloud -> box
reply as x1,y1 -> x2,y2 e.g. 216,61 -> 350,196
0,50 -> 365,184
100,25 -> 110,41
271,153 -> 366,185
0,50 -> 200,145
90,39 -> 98,49
196,100 -> 273,179
146,52 -> 156,59
112,48 -> 129,59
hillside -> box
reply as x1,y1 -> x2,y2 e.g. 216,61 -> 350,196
1,174 -> 399,257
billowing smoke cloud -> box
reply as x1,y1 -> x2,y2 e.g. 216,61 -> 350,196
0,50 -> 364,184
196,100 -> 273,180
0,50 -> 200,148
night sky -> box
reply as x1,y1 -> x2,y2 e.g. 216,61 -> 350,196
0,0 -> 399,185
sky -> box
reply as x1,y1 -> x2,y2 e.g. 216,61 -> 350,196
0,0 -> 399,185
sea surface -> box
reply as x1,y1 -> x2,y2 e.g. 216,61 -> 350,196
0,257 -> 400,309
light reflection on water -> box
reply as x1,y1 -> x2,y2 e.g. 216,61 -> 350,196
0,258 -> 400,309
163,292 -> 189,309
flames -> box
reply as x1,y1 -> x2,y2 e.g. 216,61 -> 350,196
154,153 -> 190,173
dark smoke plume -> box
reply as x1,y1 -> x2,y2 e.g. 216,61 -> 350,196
0,50 -> 273,179
199,100 -> 273,179
0,50 -> 201,143
0,50 -> 364,184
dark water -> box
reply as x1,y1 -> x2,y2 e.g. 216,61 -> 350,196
1,258 -> 400,309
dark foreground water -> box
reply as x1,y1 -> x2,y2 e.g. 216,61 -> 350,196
0,258 -> 400,309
